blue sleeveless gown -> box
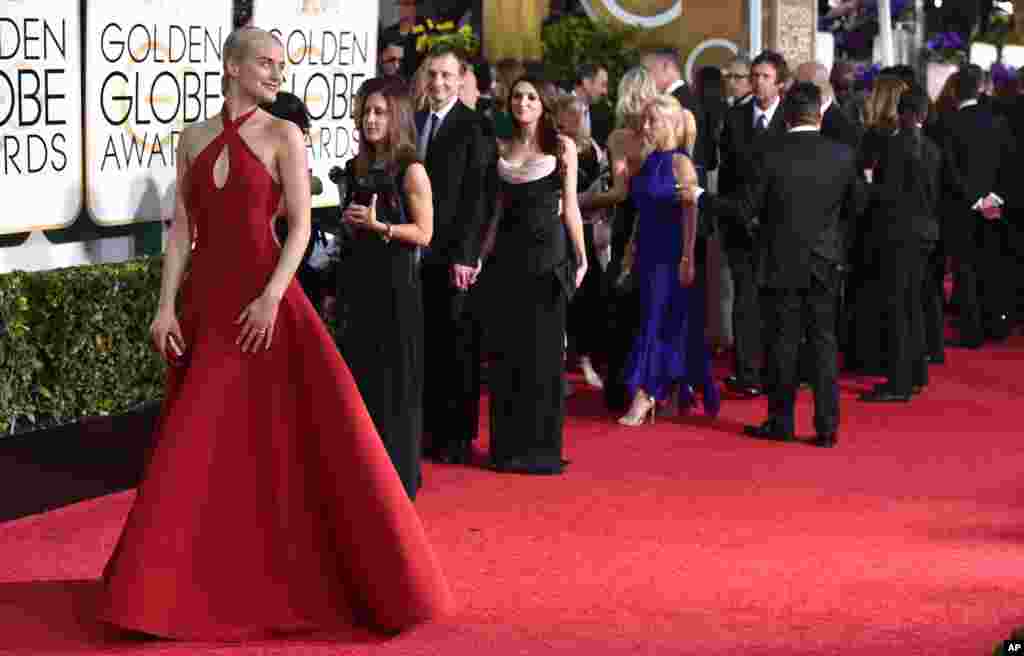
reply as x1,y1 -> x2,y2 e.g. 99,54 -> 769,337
623,149 -> 720,415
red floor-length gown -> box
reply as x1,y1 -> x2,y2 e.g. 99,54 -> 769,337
98,108 -> 454,640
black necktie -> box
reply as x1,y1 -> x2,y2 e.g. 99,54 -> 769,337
755,114 -> 768,134
421,113 -> 438,159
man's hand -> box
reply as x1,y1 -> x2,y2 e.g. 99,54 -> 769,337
977,194 -> 1004,221
452,263 -> 476,290
980,205 -> 1003,221
677,184 -> 701,206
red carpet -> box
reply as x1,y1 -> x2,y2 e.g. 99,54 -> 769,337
2,339 -> 1023,655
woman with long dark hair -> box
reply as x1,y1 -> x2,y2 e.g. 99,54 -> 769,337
482,74 -> 587,474
338,76 -> 434,498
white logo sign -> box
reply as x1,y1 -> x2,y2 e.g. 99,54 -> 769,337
85,0 -> 231,226
577,0 -> 682,29
254,0 -> 376,208
0,0 -> 83,234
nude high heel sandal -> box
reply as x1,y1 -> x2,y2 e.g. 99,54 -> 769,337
617,390 -> 656,426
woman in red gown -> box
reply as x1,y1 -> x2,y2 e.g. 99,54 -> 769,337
98,27 -> 453,641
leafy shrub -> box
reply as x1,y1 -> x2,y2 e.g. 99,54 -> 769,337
0,259 -> 165,435
541,15 -> 641,106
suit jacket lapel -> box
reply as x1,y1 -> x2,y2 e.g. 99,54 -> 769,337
768,105 -> 786,135
741,102 -> 756,144
429,101 -> 463,152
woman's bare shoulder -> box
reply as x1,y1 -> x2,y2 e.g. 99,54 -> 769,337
178,118 -> 221,162
671,152 -> 697,184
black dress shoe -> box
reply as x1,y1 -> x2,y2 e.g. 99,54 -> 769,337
423,446 -> 449,464
427,441 -> 472,465
725,376 -> 762,398
489,458 -> 566,475
743,422 -> 794,442
446,441 -> 472,465
945,339 -> 982,349
810,432 -> 838,448
858,387 -> 911,402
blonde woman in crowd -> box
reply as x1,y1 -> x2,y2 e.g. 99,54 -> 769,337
578,65 -> 658,411
617,95 -> 718,425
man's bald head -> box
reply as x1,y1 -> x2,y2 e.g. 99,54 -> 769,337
795,61 -> 834,102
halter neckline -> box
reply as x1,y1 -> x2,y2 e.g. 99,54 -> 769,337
221,105 -> 260,132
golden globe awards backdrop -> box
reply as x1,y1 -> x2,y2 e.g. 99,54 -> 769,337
0,0 -> 84,234
86,0 -> 232,226
252,0 -> 375,209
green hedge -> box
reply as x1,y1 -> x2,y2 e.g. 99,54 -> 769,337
0,258 -> 165,435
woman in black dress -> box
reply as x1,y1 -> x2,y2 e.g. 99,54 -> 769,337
846,75 -> 908,374
482,75 -> 588,475
338,77 -> 433,498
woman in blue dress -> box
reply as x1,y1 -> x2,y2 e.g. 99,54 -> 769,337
618,95 -> 721,425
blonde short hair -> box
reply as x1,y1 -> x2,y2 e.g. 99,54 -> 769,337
615,66 -> 658,131
222,27 -> 282,95
645,94 -> 695,153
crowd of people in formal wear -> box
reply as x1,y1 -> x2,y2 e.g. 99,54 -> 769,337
293,39 -> 1024,496
95,26 -> 1022,641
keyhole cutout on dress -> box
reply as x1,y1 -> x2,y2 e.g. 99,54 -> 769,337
212,144 -> 231,190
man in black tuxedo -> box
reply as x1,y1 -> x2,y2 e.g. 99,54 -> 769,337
572,62 -> 612,147
935,64 -> 1015,347
795,62 -> 862,150
683,82 -> 868,447
793,61 -> 863,383
716,50 -> 789,398
859,88 -> 944,402
416,45 -> 490,464
1002,79 -> 1024,329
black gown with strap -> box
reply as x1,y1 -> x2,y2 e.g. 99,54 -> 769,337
486,156 -> 570,474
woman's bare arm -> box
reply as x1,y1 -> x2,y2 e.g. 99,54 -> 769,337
559,136 -> 588,286
263,121 -> 312,301
673,153 -> 699,259
156,130 -> 195,312
390,162 -> 433,246
580,129 -> 632,211
681,109 -> 697,156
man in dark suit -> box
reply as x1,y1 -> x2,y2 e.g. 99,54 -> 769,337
416,45 -> 490,464
793,61 -> 863,384
715,50 -> 789,398
795,61 -> 862,150
859,88 -> 944,402
1002,78 -> 1024,329
935,64 -> 1015,347
572,62 -> 612,147
683,82 -> 868,447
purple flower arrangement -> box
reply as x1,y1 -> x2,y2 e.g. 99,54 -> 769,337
855,63 -> 883,86
991,62 -> 1019,87
924,31 -> 967,64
